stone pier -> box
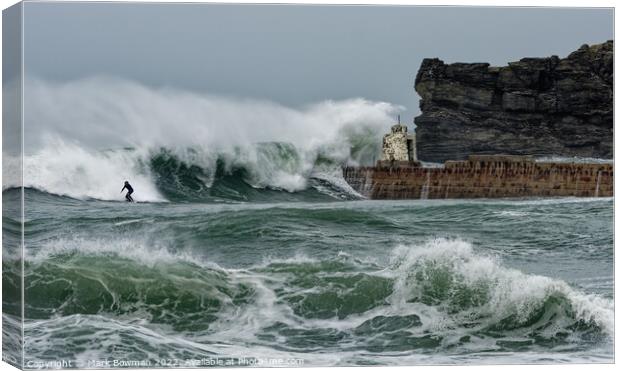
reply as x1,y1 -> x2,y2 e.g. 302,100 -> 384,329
343,155 -> 613,199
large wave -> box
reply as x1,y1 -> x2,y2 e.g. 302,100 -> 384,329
12,237 -> 612,364
5,77 -> 402,202
6,140 -> 376,202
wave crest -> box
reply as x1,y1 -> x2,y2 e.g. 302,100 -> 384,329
7,77 -> 400,202
6,139 -> 373,202
20,236 -> 613,348
388,238 -> 613,337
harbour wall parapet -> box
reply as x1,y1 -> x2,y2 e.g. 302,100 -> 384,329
343,155 -> 613,199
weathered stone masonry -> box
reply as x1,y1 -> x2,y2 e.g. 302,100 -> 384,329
342,41 -> 614,200
343,155 -> 613,199
381,123 -> 417,162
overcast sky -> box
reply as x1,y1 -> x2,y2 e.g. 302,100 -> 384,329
23,2 -> 613,118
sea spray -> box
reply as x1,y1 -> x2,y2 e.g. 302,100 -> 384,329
6,140 -> 374,202
3,76 -> 404,202
19,233 -> 613,356
387,239 -> 613,336
21,77 -> 399,154
11,140 -> 165,202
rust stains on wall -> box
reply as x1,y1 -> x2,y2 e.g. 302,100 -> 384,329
343,155 -> 613,199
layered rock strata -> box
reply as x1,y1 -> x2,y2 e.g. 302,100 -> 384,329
414,41 -> 613,162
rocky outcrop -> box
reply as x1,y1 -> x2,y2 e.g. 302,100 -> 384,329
414,41 -> 613,163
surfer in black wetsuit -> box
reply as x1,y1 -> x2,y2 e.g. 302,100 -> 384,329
121,181 -> 134,202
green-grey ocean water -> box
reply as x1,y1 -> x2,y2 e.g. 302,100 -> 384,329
2,182 -> 613,366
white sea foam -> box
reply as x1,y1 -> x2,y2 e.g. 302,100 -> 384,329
495,210 -> 530,217
6,77 -> 401,201
310,168 -> 366,199
30,235 -> 613,338
535,156 -> 613,164
24,235 -> 614,365
28,235 -> 208,269
387,238 -> 614,336
10,139 -> 166,202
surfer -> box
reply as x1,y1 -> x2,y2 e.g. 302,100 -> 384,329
121,181 -> 134,202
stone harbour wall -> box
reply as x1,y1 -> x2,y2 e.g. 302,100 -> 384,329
343,156 -> 613,199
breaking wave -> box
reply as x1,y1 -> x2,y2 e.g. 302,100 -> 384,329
10,237 -> 611,363
6,140 -> 373,202
4,77 -> 403,202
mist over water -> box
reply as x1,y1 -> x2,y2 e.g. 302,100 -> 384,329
8,77 -> 402,201
23,77 -> 403,150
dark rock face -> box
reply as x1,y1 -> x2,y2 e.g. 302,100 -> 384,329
414,41 -> 613,163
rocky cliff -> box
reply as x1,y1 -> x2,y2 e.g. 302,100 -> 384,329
414,41 -> 613,163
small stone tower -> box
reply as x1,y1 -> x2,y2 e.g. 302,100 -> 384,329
381,117 -> 418,164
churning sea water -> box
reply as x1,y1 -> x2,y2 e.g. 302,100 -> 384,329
1,70 -> 610,368
2,177 -> 613,366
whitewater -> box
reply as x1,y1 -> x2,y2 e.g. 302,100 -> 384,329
2,77 -> 614,366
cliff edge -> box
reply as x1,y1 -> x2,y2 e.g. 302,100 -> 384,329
414,41 -> 613,162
